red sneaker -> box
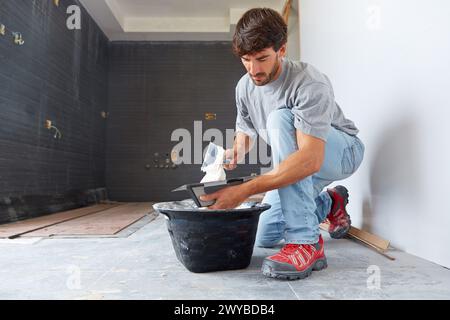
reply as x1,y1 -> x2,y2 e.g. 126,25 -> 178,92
326,185 -> 351,239
261,235 -> 327,280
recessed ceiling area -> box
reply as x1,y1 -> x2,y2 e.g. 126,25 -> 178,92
79,0 -> 294,41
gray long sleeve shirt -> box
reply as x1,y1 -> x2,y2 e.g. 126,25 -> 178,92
235,58 -> 359,144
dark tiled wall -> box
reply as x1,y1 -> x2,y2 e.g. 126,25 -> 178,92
0,0 -> 268,221
0,0 -> 109,223
107,42 -> 266,201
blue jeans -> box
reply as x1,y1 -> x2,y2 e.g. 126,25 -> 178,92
255,109 -> 365,247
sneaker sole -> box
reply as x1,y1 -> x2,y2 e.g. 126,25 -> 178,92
329,186 -> 351,239
261,258 -> 328,280
329,223 -> 351,239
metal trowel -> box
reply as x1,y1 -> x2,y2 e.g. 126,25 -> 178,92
172,176 -> 257,207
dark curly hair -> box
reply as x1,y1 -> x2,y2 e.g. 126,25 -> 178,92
232,8 -> 288,57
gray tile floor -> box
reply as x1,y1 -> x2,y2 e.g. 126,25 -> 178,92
0,213 -> 449,300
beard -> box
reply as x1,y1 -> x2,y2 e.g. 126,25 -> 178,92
250,58 -> 281,86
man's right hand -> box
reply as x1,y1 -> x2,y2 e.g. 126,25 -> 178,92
224,148 -> 237,171
224,132 -> 253,171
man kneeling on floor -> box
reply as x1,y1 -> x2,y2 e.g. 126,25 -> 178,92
200,8 -> 365,280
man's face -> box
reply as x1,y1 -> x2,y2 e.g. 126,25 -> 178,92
241,46 -> 286,86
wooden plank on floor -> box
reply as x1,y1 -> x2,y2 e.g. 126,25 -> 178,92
348,226 -> 390,251
0,204 -> 121,239
22,202 -> 152,237
319,221 -> 389,250
319,221 -> 394,260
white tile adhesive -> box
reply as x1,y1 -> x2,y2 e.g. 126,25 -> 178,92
200,142 -> 227,183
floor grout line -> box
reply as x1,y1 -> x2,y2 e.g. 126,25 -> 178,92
287,282 -> 301,300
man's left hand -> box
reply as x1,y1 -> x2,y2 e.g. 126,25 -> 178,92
200,185 -> 249,210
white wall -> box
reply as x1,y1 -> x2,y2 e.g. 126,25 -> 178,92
300,0 -> 450,268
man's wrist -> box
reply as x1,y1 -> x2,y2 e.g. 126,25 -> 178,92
241,178 -> 258,199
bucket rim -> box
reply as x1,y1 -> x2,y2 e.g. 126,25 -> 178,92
152,201 -> 271,214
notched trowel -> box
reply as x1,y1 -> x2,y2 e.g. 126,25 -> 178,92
172,176 -> 257,208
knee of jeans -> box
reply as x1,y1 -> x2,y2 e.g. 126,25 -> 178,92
266,108 -> 294,131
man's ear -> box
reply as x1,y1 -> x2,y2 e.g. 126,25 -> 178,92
278,44 -> 287,58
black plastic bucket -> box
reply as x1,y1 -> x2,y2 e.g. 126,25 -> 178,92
153,200 -> 271,273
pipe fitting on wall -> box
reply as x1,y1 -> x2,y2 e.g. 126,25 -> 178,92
45,120 -> 62,139
12,32 -> 24,45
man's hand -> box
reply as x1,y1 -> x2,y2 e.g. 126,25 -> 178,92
200,185 -> 249,210
223,148 -> 237,171
223,132 -> 253,171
